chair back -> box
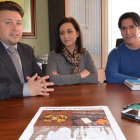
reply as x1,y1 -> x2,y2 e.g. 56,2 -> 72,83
116,38 -> 124,47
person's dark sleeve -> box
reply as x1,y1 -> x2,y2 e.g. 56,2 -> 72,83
0,83 -> 23,100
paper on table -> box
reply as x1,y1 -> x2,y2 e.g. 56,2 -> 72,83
19,106 -> 126,140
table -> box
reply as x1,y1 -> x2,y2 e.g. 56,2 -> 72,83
0,83 -> 140,140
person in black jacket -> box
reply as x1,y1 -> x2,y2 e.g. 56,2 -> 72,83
0,1 -> 54,100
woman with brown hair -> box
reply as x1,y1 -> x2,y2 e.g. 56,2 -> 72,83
46,17 -> 98,85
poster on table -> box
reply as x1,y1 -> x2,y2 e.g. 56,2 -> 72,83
19,106 -> 126,140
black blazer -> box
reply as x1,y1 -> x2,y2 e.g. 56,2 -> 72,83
0,42 -> 45,100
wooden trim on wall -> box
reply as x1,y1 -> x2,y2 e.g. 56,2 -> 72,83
101,0 -> 105,69
97,69 -> 105,82
65,0 -> 69,17
22,0 -> 36,38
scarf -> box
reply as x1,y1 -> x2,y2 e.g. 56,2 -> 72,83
61,47 -> 81,74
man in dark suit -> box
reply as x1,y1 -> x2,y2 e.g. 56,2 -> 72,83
0,1 -> 54,100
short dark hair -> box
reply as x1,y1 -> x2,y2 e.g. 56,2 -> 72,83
118,12 -> 140,29
0,1 -> 24,17
55,17 -> 84,53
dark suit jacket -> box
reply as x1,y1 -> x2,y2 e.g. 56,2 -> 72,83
0,42 -> 45,100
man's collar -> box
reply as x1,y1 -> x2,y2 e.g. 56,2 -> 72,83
0,40 -> 17,49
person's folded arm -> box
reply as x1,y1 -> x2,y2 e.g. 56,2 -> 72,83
46,50 -> 98,85
79,50 -> 98,84
48,73 -> 81,86
46,55 -> 81,85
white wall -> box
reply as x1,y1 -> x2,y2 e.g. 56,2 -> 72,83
107,0 -> 140,55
